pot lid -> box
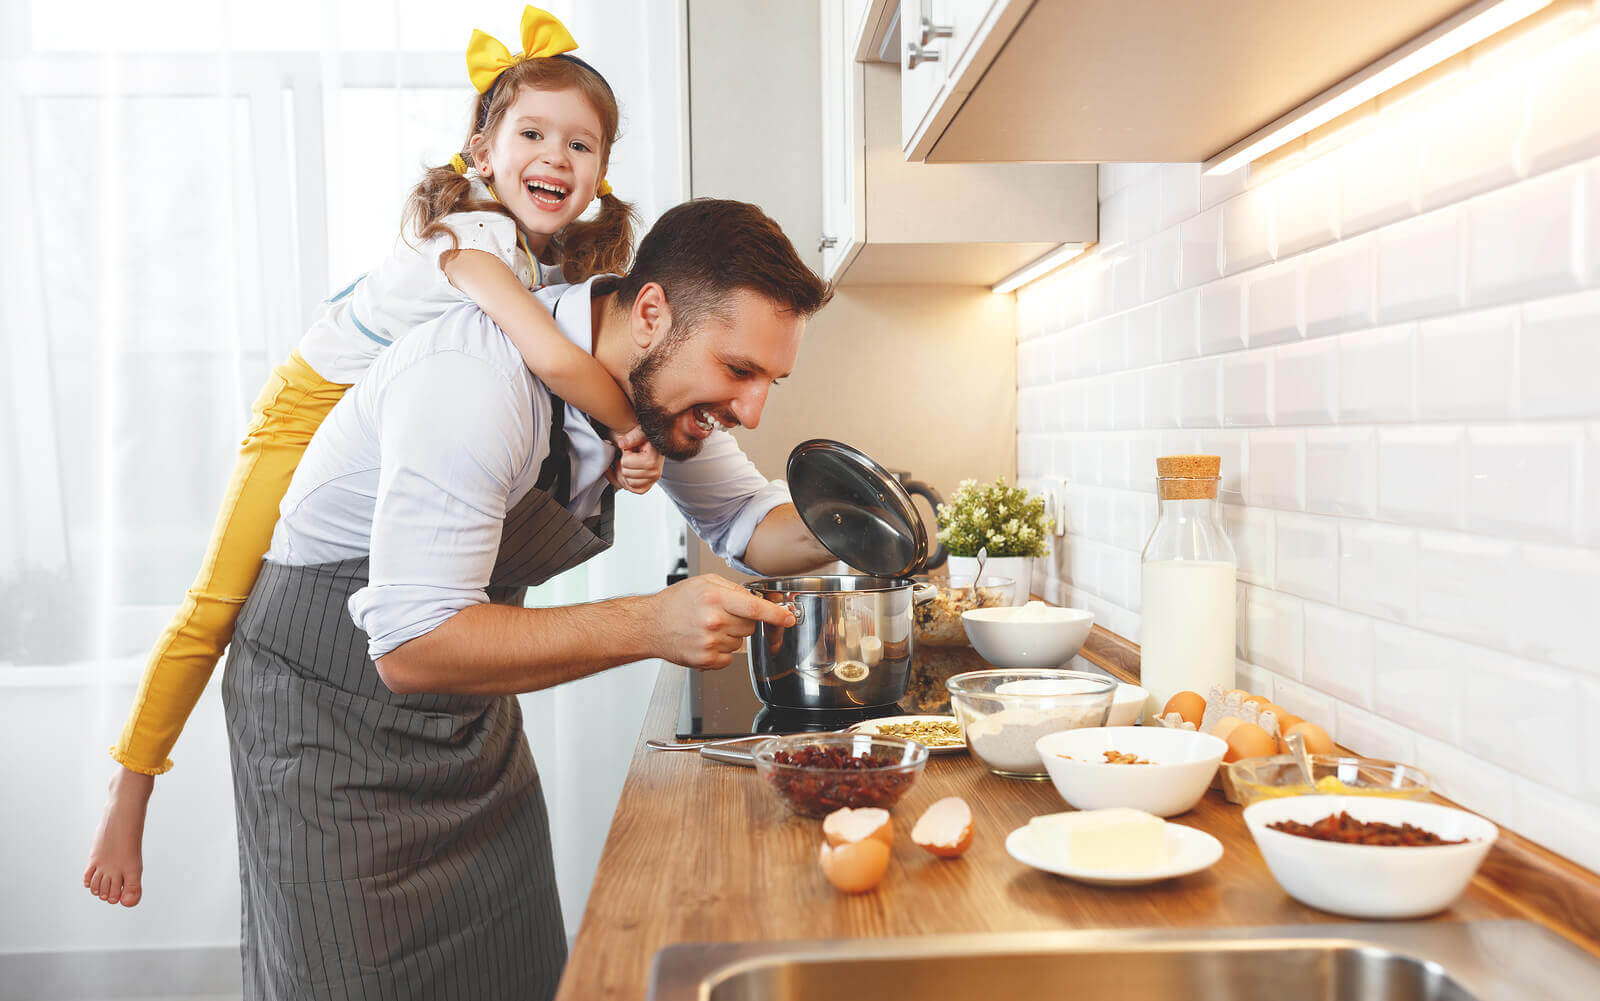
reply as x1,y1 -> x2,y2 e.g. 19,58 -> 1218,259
787,438 -> 929,578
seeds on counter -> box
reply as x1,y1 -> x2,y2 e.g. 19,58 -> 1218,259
875,720 -> 963,747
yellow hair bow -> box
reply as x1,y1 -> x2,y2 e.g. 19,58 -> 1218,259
466,6 -> 579,95
597,178 -> 612,198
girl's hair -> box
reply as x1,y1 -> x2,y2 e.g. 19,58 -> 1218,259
403,56 -> 637,282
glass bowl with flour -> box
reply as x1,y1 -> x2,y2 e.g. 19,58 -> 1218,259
946,670 -> 1116,779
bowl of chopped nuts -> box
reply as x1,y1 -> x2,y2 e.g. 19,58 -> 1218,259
753,733 -> 928,818
912,576 -> 1015,646
1036,725 -> 1228,817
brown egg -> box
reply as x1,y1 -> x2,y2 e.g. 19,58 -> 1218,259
1223,723 -> 1275,762
1209,716 -> 1245,742
1273,714 -> 1305,751
818,838 -> 890,893
1285,720 -> 1335,755
822,807 -> 892,847
911,797 -> 974,859
1163,691 -> 1206,727
1225,688 -> 1252,703
1242,694 -> 1272,714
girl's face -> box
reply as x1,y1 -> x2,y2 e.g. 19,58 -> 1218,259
473,84 -> 607,250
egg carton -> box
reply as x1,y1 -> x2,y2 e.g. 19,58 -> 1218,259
1151,684 -> 1287,805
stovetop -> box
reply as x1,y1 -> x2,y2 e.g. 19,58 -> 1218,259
675,651 -> 905,738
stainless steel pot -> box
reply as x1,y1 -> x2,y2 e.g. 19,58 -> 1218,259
745,575 -> 934,711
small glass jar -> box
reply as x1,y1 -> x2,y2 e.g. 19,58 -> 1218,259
1139,455 -> 1238,717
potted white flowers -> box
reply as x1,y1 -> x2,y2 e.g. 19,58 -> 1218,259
935,478 -> 1052,606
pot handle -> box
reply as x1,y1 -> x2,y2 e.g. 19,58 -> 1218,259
912,582 -> 939,604
899,475 -> 948,571
747,585 -> 806,627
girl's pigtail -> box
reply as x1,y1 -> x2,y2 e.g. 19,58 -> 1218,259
560,192 -> 639,283
402,161 -> 513,253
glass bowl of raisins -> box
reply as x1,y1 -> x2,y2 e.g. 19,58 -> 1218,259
753,733 -> 928,818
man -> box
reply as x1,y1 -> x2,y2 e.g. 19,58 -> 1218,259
221,199 -> 833,1001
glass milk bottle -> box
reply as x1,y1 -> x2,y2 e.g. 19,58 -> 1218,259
1139,454 -> 1237,716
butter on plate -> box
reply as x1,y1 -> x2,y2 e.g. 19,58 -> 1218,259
1028,808 -> 1168,871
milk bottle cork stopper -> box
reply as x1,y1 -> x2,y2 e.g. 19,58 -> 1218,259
1156,454 -> 1221,499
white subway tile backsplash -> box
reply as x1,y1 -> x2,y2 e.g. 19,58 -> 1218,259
1245,259 -> 1303,347
1415,530 -> 1518,652
1463,657 -> 1581,795
1304,236 -> 1374,339
1303,602 -> 1374,707
1416,309 -> 1516,420
1338,521 -> 1417,623
1516,543 -> 1600,673
1376,208 -> 1463,322
1338,324 -> 1415,423
1417,65 -> 1524,210
1179,208 -> 1222,289
1159,289 -> 1200,363
1247,430 -> 1305,510
1244,586 -> 1304,678
1524,29 -> 1600,175
1338,122 -> 1422,237
1221,350 -> 1272,428
1176,357 -> 1221,428
1225,504 -> 1276,588
1519,290 -> 1600,419
1335,702 -> 1418,764
1377,426 -> 1466,530
1143,227 -> 1182,302
1414,736 -> 1516,821
1466,169 -> 1583,308
1305,428 -> 1377,517
1271,153 -> 1342,258
1026,57 -> 1600,870
1466,424 -> 1582,543
1142,363 -> 1178,429
1271,339 -> 1338,426
1513,784 -> 1600,874
1370,621 -> 1476,745
1275,512 -> 1340,604
1222,183 -> 1275,276
1197,278 -> 1246,356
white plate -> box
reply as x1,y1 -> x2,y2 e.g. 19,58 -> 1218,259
1004,821 -> 1223,886
847,715 -> 966,754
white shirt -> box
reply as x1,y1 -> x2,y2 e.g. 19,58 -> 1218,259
296,175 -> 561,384
267,277 -> 791,659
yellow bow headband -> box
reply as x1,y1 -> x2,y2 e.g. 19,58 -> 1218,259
466,6 -> 579,95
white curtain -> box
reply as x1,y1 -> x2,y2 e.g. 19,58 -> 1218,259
0,0 -> 687,964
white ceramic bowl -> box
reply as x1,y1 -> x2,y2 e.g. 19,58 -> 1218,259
1242,795 -> 1499,919
1035,726 -> 1227,817
962,604 -> 1094,668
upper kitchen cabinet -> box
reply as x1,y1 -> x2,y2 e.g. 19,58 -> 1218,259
821,0 -> 1096,286
896,0 -> 1486,163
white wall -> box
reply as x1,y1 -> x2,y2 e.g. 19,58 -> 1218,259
1015,14 -> 1600,872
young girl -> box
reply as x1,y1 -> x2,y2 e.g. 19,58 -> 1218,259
82,5 -> 656,908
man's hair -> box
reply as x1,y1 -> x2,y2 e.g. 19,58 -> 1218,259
607,199 -> 832,336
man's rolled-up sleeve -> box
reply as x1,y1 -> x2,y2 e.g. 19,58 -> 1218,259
658,430 -> 792,575
348,348 -> 541,659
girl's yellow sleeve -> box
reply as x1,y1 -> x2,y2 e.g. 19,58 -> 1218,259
110,352 -> 351,774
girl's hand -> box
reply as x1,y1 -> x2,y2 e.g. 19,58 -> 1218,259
607,427 -> 664,495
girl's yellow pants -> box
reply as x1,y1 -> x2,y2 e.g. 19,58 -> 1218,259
111,352 -> 350,774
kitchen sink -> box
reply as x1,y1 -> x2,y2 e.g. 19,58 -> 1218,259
649,921 -> 1599,1001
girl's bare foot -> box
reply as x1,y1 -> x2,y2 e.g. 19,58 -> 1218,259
83,766 -> 154,907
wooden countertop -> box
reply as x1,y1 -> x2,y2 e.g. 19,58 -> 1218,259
554,629 -> 1600,1001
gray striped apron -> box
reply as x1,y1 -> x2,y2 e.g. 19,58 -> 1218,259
222,398 -> 614,1001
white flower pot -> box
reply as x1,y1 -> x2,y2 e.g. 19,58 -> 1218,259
946,555 -> 1033,607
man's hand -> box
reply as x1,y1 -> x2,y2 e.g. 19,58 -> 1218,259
647,574 -> 796,670
606,426 -> 664,494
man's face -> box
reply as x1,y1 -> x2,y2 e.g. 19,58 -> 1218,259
628,289 -> 805,461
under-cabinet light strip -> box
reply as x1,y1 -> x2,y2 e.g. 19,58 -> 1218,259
992,242 -> 1091,295
1202,0 -> 1552,176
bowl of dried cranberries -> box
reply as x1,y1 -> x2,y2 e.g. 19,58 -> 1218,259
753,733 -> 928,818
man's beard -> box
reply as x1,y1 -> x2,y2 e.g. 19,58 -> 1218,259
628,343 -> 703,462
